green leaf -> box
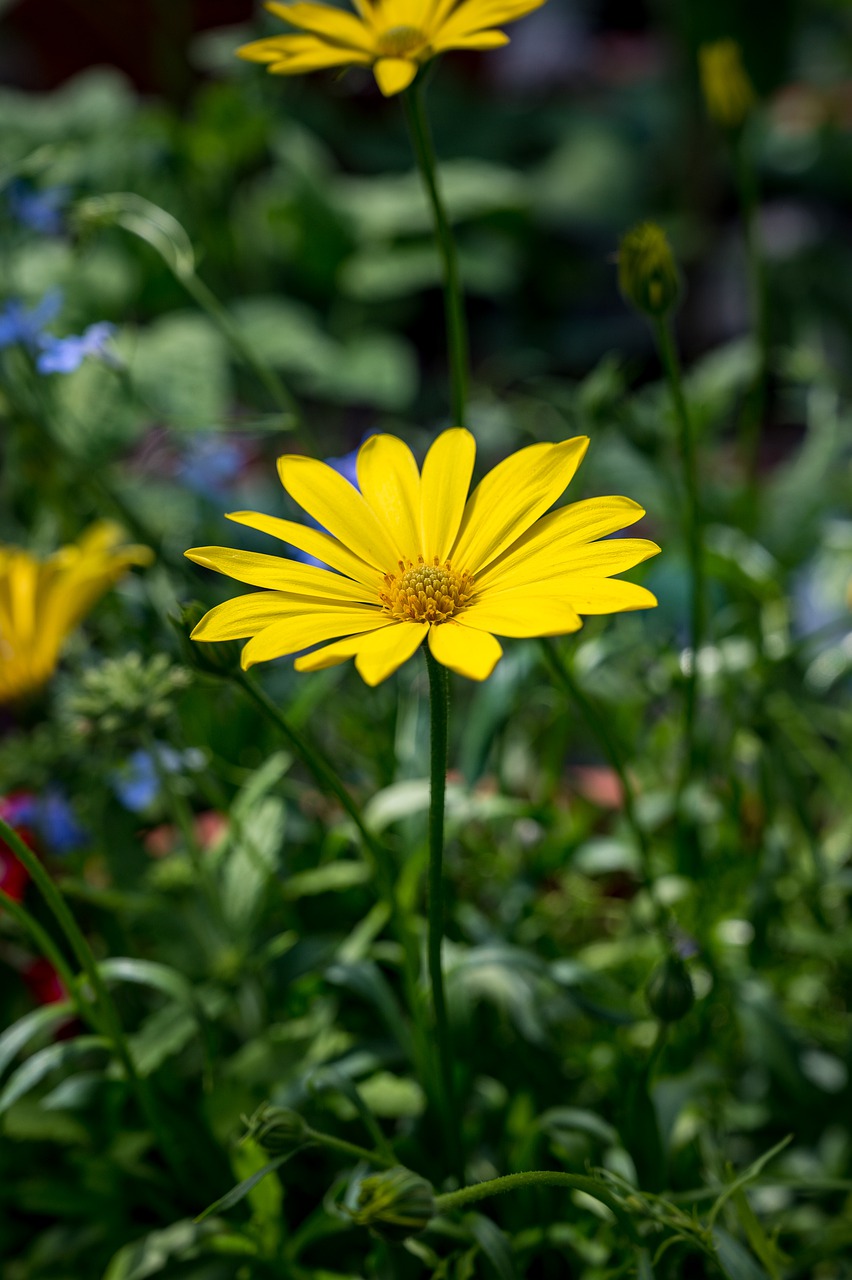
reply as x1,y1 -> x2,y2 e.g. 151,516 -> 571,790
99,957 -> 196,1005
103,1218 -> 255,1280
195,1150 -> 305,1223
712,1228 -> 770,1280
284,861 -> 371,899
76,192 -> 195,279
707,1137 -> 792,1229
0,1037 -> 110,1115
467,1212 -> 518,1280
0,1001 -> 75,1078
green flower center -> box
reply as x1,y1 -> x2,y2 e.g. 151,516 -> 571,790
381,557 -> 474,624
376,25 -> 427,56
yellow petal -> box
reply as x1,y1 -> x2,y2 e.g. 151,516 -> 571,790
185,547 -> 374,602
190,592 -> 296,641
295,621 -> 426,683
478,538 -> 660,593
236,37 -> 291,62
356,434 -> 422,563
551,576 -> 658,614
435,0 -> 545,38
420,427 -> 476,563
427,620 -> 502,680
429,28 -> 509,52
277,455 -> 395,572
460,593 -> 582,637
269,45 -> 371,72
240,610 -> 388,669
451,436 -> 589,575
266,1 -> 374,49
373,57 -> 419,96
226,511 -> 379,588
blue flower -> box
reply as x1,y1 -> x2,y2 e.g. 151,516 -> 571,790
37,322 -> 118,375
178,434 -> 252,499
112,746 -> 201,814
7,182 -> 69,236
0,291 -> 62,353
38,791 -> 87,854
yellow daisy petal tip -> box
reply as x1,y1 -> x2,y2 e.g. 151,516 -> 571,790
373,57 -> 418,96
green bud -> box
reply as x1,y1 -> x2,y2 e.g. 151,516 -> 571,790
646,954 -> 695,1023
699,39 -> 755,130
171,601 -> 240,677
350,1167 -> 436,1242
242,1103 -> 309,1154
618,222 -> 681,319
64,651 -> 192,740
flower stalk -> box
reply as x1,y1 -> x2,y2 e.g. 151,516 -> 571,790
424,646 -> 461,1177
651,315 -> 705,854
734,129 -> 769,513
403,79 -> 470,427
434,1170 -> 640,1243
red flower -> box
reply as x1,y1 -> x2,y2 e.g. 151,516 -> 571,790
0,792 -> 38,905
22,957 -> 67,1006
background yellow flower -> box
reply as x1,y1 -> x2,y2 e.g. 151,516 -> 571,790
187,429 -> 659,685
238,0 -> 547,96
0,523 -> 153,706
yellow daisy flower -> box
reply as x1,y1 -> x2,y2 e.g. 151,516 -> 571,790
0,523 -> 153,706
699,39 -> 755,130
237,0 -> 547,97
186,429 -> 659,686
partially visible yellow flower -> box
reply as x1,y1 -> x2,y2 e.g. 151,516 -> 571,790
186,429 -> 659,687
237,0 -> 547,98
699,39 -> 755,130
0,523 -> 153,705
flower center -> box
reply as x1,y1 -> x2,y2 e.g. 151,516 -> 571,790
381,557 -> 474,624
376,24 -> 427,56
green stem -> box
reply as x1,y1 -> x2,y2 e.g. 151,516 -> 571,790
0,886 -> 82,1008
181,274 -> 312,454
0,815 -> 186,1179
734,126 -> 769,511
306,1127 -> 396,1169
403,79 -> 470,427
540,642 -> 661,920
424,647 -> 461,1179
652,317 -> 705,870
434,1171 -> 640,1243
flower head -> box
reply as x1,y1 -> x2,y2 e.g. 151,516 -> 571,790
618,223 -> 681,319
7,182 -> 69,236
0,291 -> 62,353
238,0 -> 547,97
699,39 -> 755,130
187,430 -> 659,686
0,793 -> 37,904
0,523 -> 153,706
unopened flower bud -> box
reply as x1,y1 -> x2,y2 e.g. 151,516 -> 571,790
699,40 -> 755,130
646,954 -> 695,1023
171,602 -> 240,677
618,223 -> 681,319
242,1103 -> 309,1154
351,1167 -> 436,1242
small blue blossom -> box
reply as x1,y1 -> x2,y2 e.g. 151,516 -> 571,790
37,322 -> 118,375
113,745 -> 202,814
178,434 -> 251,499
38,791 -> 88,854
7,182 -> 69,236
0,291 -> 62,353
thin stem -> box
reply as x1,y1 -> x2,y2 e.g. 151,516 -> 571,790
306,1127 -> 396,1169
734,126 -> 769,511
0,885 -> 82,1008
181,274 -> 313,454
424,647 -> 461,1179
403,79 -> 470,427
540,641 -> 662,921
652,317 -> 705,873
0,814 -> 186,1180
435,1171 -> 640,1243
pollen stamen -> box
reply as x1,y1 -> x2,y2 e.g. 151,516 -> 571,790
377,24 -> 428,56
381,556 -> 474,624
